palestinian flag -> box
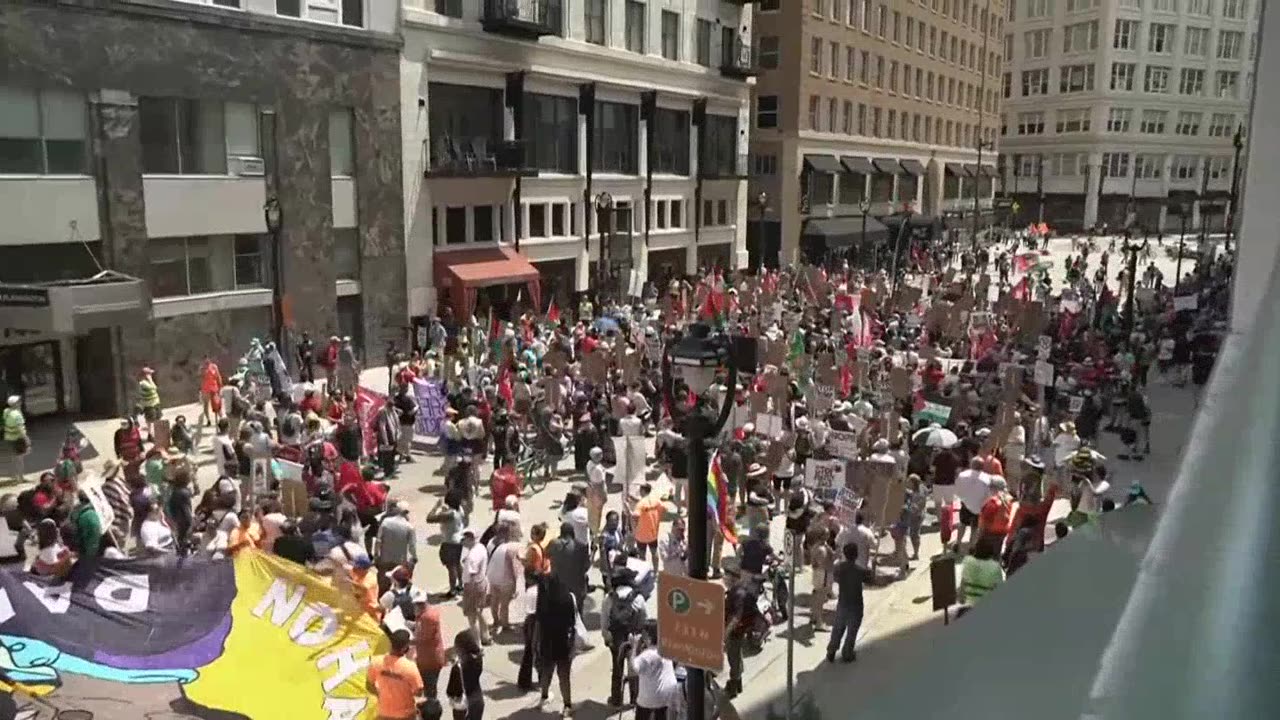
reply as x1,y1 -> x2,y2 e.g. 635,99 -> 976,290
546,299 -> 560,325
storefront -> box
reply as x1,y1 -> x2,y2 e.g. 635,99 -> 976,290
695,242 -> 732,273
433,246 -> 541,322
647,248 -> 687,283
1,271 -> 150,417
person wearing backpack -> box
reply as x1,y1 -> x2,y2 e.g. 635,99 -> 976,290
604,568 -> 647,707
393,383 -> 419,465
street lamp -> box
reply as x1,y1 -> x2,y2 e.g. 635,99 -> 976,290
749,191 -> 769,271
860,199 -> 872,270
1227,125 -> 1245,253
1173,199 -> 1192,294
1120,228 -> 1148,339
973,139 -> 994,252
263,197 -> 286,355
594,191 -> 614,295
662,323 -> 756,720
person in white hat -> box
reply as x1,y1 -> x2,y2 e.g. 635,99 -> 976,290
3,395 -> 28,482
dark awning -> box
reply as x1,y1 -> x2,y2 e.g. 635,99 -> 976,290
899,159 -> 926,176
963,164 -> 981,177
2,271 -> 151,334
804,154 -> 843,174
802,215 -> 891,250
873,158 -> 903,175
978,164 -> 997,178
840,156 -> 875,174
945,163 -> 970,177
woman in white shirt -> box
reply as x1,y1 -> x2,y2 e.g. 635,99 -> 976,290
630,624 -> 677,720
138,502 -> 175,556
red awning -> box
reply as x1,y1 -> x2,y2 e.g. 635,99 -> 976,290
433,246 -> 541,318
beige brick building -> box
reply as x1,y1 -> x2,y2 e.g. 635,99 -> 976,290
748,0 -> 1003,268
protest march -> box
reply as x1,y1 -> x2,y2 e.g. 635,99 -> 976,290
0,224 -> 1234,720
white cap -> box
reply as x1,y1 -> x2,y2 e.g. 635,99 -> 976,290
5,395 -> 18,407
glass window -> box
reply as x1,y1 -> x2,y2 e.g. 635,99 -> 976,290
524,93 -> 578,174
625,1 -> 646,53
0,87 -> 89,175
428,83 -> 503,171
474,206 -> 494,243
139,97 -> 227,175
233,233 -> 264,287
661,11 -> 680,60
445,207 -> 467,244
225,102 -> 259,157
756,96 -> 778,129
697,20 -> 714,66
1144,66 -> 1171,93
702,115 -> 738,177
760,36 -> 780,70
1110,62 -> 1136,91
651,107 -> 690,175
716,200 -> 728,225
333,227 -> 360,279
329,109 -> 354,176
671,200 -> 683,228
529,203 -> 547,237
655,199 -> 669,229
551,203 -> 566,236
593,101 -> 639,174
586,0 -> 606,45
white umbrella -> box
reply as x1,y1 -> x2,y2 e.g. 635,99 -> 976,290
912,423 -> 958,448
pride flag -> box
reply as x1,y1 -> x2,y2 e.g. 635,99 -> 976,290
707,452 -> 738,546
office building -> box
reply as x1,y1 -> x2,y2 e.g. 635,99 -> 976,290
400,0 -> 755,321
0,0 -> 404,417
998,0 -> 1257,232
749,0 -> 1004,268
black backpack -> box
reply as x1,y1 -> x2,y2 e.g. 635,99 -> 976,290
607,588 -> 644,634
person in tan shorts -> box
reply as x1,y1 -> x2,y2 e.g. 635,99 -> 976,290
460,529 -> 491,645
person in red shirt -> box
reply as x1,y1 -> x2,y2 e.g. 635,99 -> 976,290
325,391 -> 347,424
199,357 -> 223,426
976,476 -> 1014,556
343,465 -> 389,553
490,465 -> 521,511
319,336 -> 340,387
299,388 -> 323,417
335,459 -> 363,497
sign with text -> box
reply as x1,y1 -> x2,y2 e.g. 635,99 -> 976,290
826,429 -> 861,459
804,458 -> 847,502
1033,360 -> 1054,387
658,573 -> 725,672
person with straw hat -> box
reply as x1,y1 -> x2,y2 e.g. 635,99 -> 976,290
2,395 -> 27,483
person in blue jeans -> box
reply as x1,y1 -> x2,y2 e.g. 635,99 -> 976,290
826,543 -> 865,663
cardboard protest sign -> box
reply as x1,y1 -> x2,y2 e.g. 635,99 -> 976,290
1001,364 -> 1025,402
884,409 -> 901,444
152,419 -> 171,450
863,469 -> 906,528
816,358 -> 839,387
279,476 -> 309,518
890,367 -> 912,399
622,348 -> 642,383
1033,360 -> 1054,386
544,347 -> 570,373
894,285 -> 922,313
766,372 -> 789,409
1069,395 -> 1084,414
756,413 -> 785,439
582,351 -> 608,383
1018,301 -> 1047,342
809,384 -> 836,414
763,339 -> 787,368
804,458 -> 846,502
1174,295 -> 1198,311
763,441 -> 787,473
749,391 -> 770,417
826,429 -> 861,459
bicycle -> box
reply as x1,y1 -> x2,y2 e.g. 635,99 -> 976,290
513,446 -> 551,494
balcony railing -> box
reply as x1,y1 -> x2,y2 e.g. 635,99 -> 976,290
426,136 -> 533,178
481,0 -> 562,39
720,38 -> 758,79
699,152 -> 749,180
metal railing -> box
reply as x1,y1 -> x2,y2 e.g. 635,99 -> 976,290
720,38 -> 758,75
481,0 -> 562,32
427,135 -> 527,175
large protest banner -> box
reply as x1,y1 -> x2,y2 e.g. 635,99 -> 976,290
0,550 -> 388,719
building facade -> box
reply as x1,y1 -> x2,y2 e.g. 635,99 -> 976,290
750,0 -> 1004,268
999,0 -> 1257,233
0,0 -> 404,418
401,0 -> 754,321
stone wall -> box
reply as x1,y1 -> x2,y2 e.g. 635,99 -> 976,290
0,1 -> 406,409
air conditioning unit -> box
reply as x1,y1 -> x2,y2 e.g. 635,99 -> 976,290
229,156 -> 266,177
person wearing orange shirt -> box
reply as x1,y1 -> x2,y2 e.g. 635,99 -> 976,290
350,556 -> 382,618
226,508 -> 262,555
631,483 -> 667,568
366,629 -> 424,720
524,522 -> 551,584
976,476 -> 1014,557
414,601 -> 448,702
199,357 -> 223,426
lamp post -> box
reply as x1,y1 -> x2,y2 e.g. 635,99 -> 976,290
1226,125 -> 1245,253
973,139 -> 994,252
749,190 -> 769,271
263,197 -> 286,354
1174,200 -> 1192,294
1121,228 -> 1147,339
594,191 -> 614,297
664,323 -> 753,720
860,199 -> 872,270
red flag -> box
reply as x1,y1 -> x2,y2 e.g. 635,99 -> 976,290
546,299 -> 560,324
497,365 -> 514,405
840,364 -> 854,396
1012,276 -> 1030,301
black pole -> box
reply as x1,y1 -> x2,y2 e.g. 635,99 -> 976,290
683,359 -> 738,720
862,209 -> 869,271
1123,234 -> 1142,339
1227,125 -> 1245,253
972,144 -> 983,253
1175,210 -> 1186,293
1036,155 -> 1045,224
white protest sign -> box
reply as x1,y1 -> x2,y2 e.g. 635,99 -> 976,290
1037,335 -> 1052,359
1069,395 -> 1085,414
1034,360 -> 1054,386
1173,295 -> 1198,311
847,414 -> 869,433
756,413 -> 785,438
826,429 -> 861,459
804,458 -> 847,500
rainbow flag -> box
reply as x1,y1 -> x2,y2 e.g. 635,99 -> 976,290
707,452 -> 738,546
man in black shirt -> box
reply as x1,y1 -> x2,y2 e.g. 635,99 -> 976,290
273,521 -> 318,566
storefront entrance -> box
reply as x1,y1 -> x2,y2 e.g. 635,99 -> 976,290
0,340 -> 64,417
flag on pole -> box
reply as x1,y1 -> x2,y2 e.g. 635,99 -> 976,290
707,452 -> 738,546
787,328 -> 806,360
546,298 -> 560,325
